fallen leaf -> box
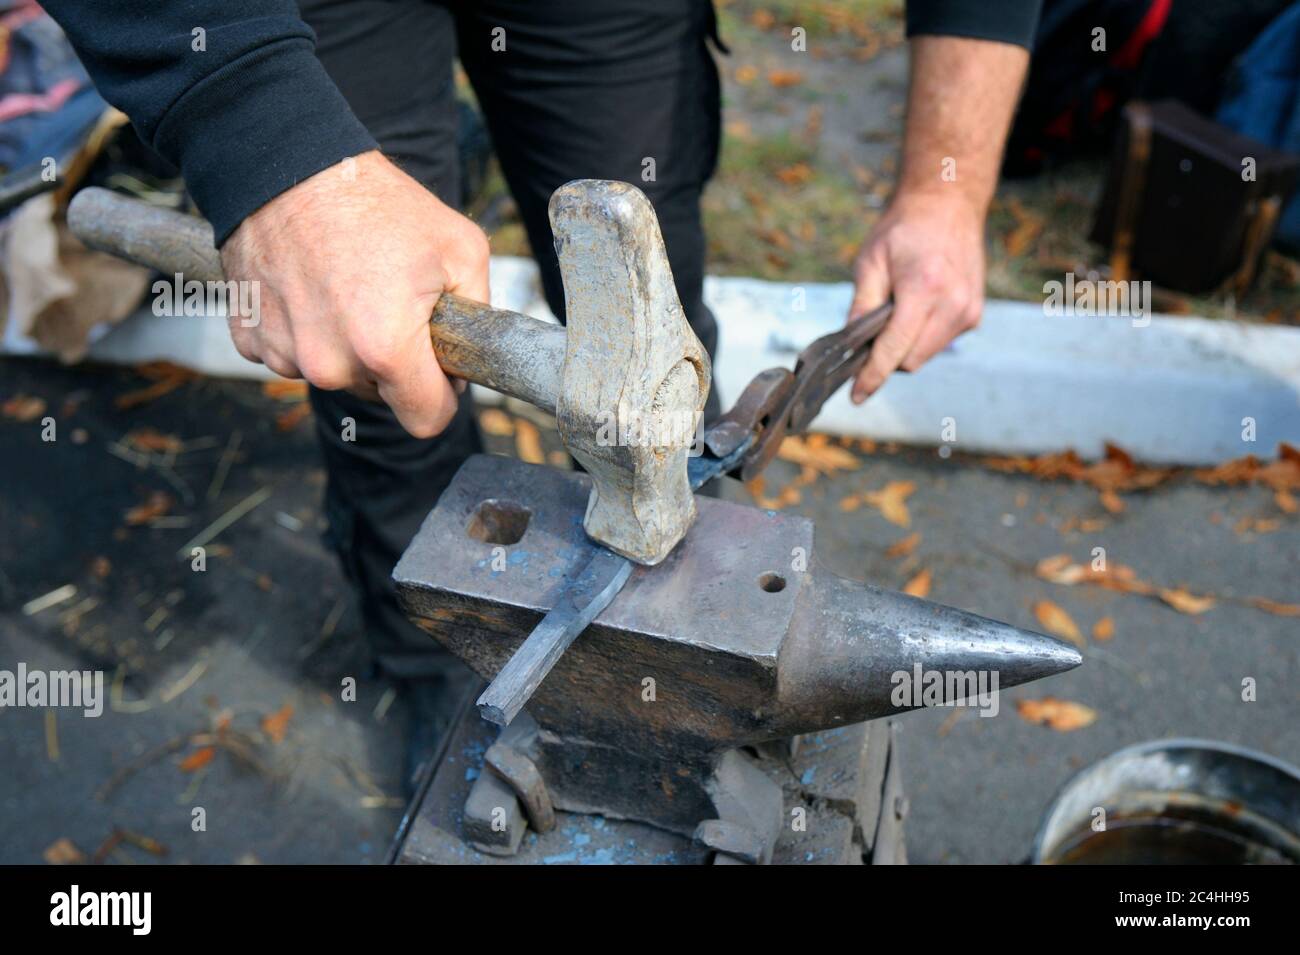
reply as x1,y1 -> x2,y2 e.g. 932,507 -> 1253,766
261,704 -> 294,743
767,69 -> 804,88
1016,697 -> 1097,732
514,419 -> 545,464
1034,600 -> 1084,647
1244,596 -> 1300,617
1003,199 -> 1044,257
776,162 -> 813,186
261,380 -> 308,401
902,568 -> 932,598
1099,489 -> 1125,514
478,408 -> 515,437
43,837 -> 85,865
124,491 -> 173,526
865,480 -> 915,527
116,362 -> 198,409
777,435 -> 860,473
734,64 -> 759,84
838,494 -> 862,512
1158,587 -> 1216,615
179,746 -> 216,772
885,532 -> 921,559
275,403 -> 312,432
1092,616 -> 1115,641
124,427 -> 184,454
2,394 -> 46,421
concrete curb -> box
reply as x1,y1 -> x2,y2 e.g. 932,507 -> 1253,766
5,255 -> 1298,464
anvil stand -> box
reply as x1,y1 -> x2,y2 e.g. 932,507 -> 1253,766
386,455 -> 908,866
389,684 -> 905,865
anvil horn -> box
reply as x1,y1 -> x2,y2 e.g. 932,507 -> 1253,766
770,573 -> 1083,736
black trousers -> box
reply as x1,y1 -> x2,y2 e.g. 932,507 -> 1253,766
297,0 -> 723,678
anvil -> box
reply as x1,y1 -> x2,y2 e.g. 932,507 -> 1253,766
394,454 -> 1081,862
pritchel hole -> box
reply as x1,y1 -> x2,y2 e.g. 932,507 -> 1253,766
758,572 -> 786,593
466,499 -> 530,545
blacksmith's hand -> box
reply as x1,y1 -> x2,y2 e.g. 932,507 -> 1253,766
220,150 -> 490,437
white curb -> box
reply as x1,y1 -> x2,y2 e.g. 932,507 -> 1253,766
5,255 -> 1298,464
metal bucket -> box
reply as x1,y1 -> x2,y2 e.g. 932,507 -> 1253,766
1032,739 -> 1300,864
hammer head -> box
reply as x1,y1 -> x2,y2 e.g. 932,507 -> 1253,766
549,180 -> 710,566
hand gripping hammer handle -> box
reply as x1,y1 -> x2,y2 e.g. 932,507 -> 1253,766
67,188 -> 566,413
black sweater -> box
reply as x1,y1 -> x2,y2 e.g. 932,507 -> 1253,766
41,0 -> 1042,246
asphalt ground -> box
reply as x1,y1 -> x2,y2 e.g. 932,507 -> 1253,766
1,357 -> 1295,864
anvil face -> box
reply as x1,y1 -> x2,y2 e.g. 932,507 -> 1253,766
393,455 -> 810,757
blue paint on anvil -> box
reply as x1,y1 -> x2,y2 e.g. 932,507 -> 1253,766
543,850 -> 578,864
580,847 -> 616,865
801,768 -> 816,785
574,833 -> 592,847
465,767 -> 479,782
592,816 -> 606,829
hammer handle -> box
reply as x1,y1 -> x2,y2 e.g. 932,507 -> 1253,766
67,188 -> 564,413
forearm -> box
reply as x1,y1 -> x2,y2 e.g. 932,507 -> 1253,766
41,1 -> 375,245
894,36 -> 1029,216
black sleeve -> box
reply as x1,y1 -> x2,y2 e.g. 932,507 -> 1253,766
41,1 -> 378,245
906,0 -> 1043,49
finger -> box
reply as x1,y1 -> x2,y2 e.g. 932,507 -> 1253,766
899,296 -> 969,372
848,245 -> 891,323
261,351 -> 302,380
853,291 -> 931,402
373,321 -> 458,439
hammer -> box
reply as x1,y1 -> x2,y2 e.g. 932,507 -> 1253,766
67,181 -> 710,567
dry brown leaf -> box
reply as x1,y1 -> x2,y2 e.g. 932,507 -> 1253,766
902,568 -> 932,598
2,394 -> 47,421
116,362 -> 198,409
777,435 -> 860,473
43,837 -> 85,865
125,427 -> 184,454
124,491 -> 173,526
478,408 -> 515,437
734,64 -> 759,85
776,163 -> 813,186
865,480 -> 915,527
1016,697 -> 1097,732
767,69 -> 804,88
885,532 -> 921,559
838,494 -> 862,512
261,704 -> 294,744
1158,587 -> 1216,615
275,402 -> 312,432
513,419 -> 545,464
261,380 -> 308,401
1244,596 -> 1300,617
1034,600 -> 1084,648
1092,616 -> 1115,641
1099,489 -> 1125,514
178,746 -> 215,772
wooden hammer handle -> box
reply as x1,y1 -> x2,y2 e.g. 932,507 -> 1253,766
67,187 -> 565,413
